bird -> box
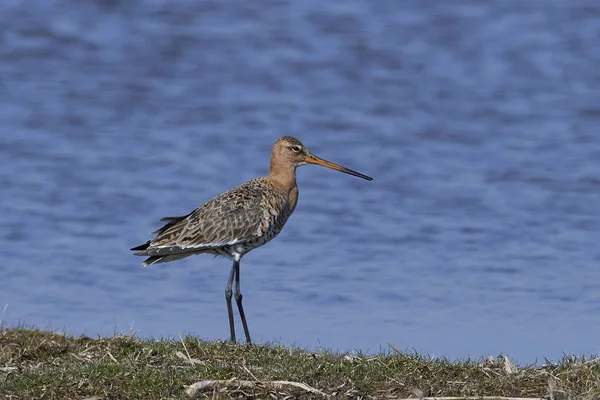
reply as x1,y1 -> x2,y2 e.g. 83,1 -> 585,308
131,136 -> 373,344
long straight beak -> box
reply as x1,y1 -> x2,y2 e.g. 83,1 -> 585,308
305,153 -> 373,181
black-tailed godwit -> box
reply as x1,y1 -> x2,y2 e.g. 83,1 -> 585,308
131,136 -> 372,343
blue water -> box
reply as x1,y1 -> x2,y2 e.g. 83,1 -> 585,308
1,0 -> 599,363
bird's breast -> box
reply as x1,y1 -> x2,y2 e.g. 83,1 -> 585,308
254,192 -> 294,240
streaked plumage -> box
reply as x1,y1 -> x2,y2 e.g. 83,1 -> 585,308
133,177 -> 294,265
131,136 -> 372,343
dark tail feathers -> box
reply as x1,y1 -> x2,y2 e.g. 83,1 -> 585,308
130,214 -> 190,252
130,241 -> 150,251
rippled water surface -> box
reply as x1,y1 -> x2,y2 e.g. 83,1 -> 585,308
1,0 -> 599,363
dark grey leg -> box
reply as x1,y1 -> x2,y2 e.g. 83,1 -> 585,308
234,260 -> 252,343
225,261 -> 236,342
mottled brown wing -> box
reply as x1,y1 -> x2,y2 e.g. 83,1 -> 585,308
138,180 -> 268,257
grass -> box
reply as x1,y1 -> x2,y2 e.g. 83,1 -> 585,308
1,327 -> 599,399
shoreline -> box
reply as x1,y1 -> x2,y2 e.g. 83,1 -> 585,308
1,327 -> 598,399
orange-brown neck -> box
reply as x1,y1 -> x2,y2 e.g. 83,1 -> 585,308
269,153 -> 297,194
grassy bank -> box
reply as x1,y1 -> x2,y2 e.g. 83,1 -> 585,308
1,328 -> 598,399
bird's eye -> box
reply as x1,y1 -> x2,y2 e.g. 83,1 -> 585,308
291,145 -> 301,152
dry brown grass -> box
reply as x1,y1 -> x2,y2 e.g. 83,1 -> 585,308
1,327 -> 599,399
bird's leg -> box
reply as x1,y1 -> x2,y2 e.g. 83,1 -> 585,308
226,261 -> 236,343
234,259 -> 252,344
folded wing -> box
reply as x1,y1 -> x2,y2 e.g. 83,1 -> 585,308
131,180 -> 270,263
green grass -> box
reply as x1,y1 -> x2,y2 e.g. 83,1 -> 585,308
1,327 -> 599,399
